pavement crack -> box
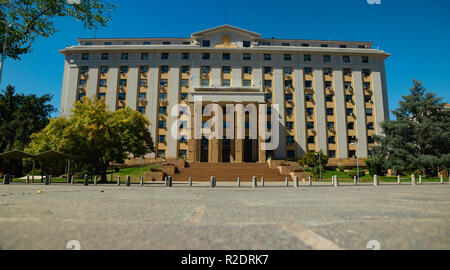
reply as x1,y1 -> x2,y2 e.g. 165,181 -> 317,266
280,222 -> 344,250
185,205 -> 206,224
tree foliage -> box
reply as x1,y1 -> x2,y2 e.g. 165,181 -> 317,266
26,98 -> 154,181
368,80 -> 450,176
298,150 -> 329,168
0,84 -> 54,152
0,0 -> 116,60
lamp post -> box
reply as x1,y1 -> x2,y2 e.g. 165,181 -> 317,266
350,140 -> 360,181
315,152 -> 322,181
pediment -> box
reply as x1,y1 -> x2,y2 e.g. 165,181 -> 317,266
191,25 -> 261,39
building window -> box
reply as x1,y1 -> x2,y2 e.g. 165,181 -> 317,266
140,66 -> 149,73
345,95 -> 353,103
141,53 -> 149,60
304,80 -> 313,89
282,42 -> 290,47
80,66 -> 89,75
266,107 -> 272,115
307,122 -> 314,130
368,136 -> 375,144
78,79 -> 87,88
222,66 -> 231,74
243,53 -> 251,60
77,92 -> 86,101
140,79 -> 147,87
362,69 -> 371,77
367,122 -> 374,130
346,108 -> 354,116
100,66 -> 109,74
180,93 -> 188,100
287,150 -> 295,159
327,122 -> 335,130
306,108 -> 314,116
286,122 -> 294,129
328,136 -> 336,144
343,68 -> 352,76
101,53 -> 109,60
143,41 -> 151,45
202,66 -> 211,74
157,150 -> 165,159
304,67 -> 312,75
347,122 -> 355,130
104,42 -> 112,46
260,41 -> 270,46
160,66 -> 169,73
348,136 -> 356,144
121,53 -> 129,60
159,121 -> 166,129
284,54 -> 292,61
344,81 -> 352,90
349,150 -> 356,158
304,54 -> 311,62
305,94 -> 313,102
222,53 -> 231,60
302,43 -> 310,47
179,150 -> 187,158
285,107 -> 293,116
181,65 -> 190,73
364,82 -> 371,90
307,136 -> 315,144
201,79 -> 210,86
119,79 -> 127,87
99,79 -> 107,87
266,121 -> 272,130
287,136 -> 294,145
323,55 -> 331,62
160,79 -> 168,88
202,40 -> 210,47
264,54 -> 271,60
243,40 -> 251,48
180,136 -> 188,143
284,80 -> 293,88
264,66 -> 272,74
81,53 -> 89,60
98,93 -> 106,99
138,106 -> 146,114
118,92 -> 126,100
163,41 -> 171,45
243,80 -> 252,87
139,93 -> 147,100
283,67 -> 292,75
181,79 -> 189,87
325,81 -> 332,89
324,68 -> 332,75
365,95 -> 372,103
264,93 -> 272,102
264,80 -> 272,88
326,108 -> 334,116
285,94 -> 293,103
120,66 -> 128,74
328,150 -> 336,158
222,79 -> 231,87
202,53 -> 210,60
321,44 -> 328,47
158,135 -> 166,143
161,53 -> 169,60
362,56 -> 369,63
326,94 -> 333,102
181,52 -> 190,60
243,66 -> 252,74
343,56 -> 350,63
365,108 -> 373,116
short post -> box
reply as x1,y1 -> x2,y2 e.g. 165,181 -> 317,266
373,175 -> 379,186
94,176 -> 97,186
3,174 -> 10,185
419,175 -> 423,184
189,177 -> 192,187
71,175 -> 75,185
285,176 -> 289,187
354,176 -> 357,185
126,175 -> 131,187
440,175 -> 444,184
140,176 -> 144,186
117,176 -> 121,186
210,176 -> 215,188
294,176 -> 299,187
168,176 -> 173,187
252,176 -> 257,188
84,175 -> 89,186
45,174 -> 50,185
397,175 -> 401,185
49,175 -> 52,185
261,177 -> 265,187
2,174 -> 6,184
214,176 -> 217,187
333,175 -> 339,187
164,176 -> 168,187
237,177 -> 240,187
26,175 -> 30,184
411,174 -> 416,186
308,176 -> 312,187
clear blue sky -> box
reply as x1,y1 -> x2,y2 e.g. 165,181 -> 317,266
2,0 -> 449,118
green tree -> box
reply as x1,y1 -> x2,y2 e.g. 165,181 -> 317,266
298,150 -> 329,168
368,80 -> 450,177
0,0 -> 116,83
27,98 -> 154,182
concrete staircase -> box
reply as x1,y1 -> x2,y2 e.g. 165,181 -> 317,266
173,163 -> 285,182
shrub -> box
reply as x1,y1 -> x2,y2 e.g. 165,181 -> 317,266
293,167 -> 304,173
348,169 -> 366,178
149,165 -> 160,172
338,165 -> 346,173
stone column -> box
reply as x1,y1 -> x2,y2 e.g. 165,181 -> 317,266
235,139 -> 244,163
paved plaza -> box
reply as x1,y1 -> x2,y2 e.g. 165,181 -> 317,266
0,182 -> 449,250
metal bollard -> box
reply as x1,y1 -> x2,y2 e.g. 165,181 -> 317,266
3,174 -> 10,185
308,176 -> 312,187
44,174 -> 50,185
2,174 -> 6,184
252,176 -> 257,188
168,176 -> 173,187
411,174 -> 416,186
440,175 -> 444,184
26,175 -> 30,184
419,175 -> 422,184
210,176 -> 215,188
189,177 -> 192,187
71,175 -> 75,185
237,177 -> 240,187
94,176 -> 97,186
140,176 -> 144,186
214,176 -> 217,187
126,175 -> 131,187
261,177 -> 265,187
84,175 -> 89,186
164,176 -> 168,186
294,176 -> 299,187
117,176 -> 121,186
285,176 -> 289,187
397,175 -> 401,185
333,175 -> 339,187
49,175 -> 52,185
373,175 -> 379,186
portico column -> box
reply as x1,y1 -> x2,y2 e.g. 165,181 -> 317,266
187,103 -> 196,162
235,139 -> 243,163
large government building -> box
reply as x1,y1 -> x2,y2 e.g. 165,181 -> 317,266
59,25 -> 390,165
